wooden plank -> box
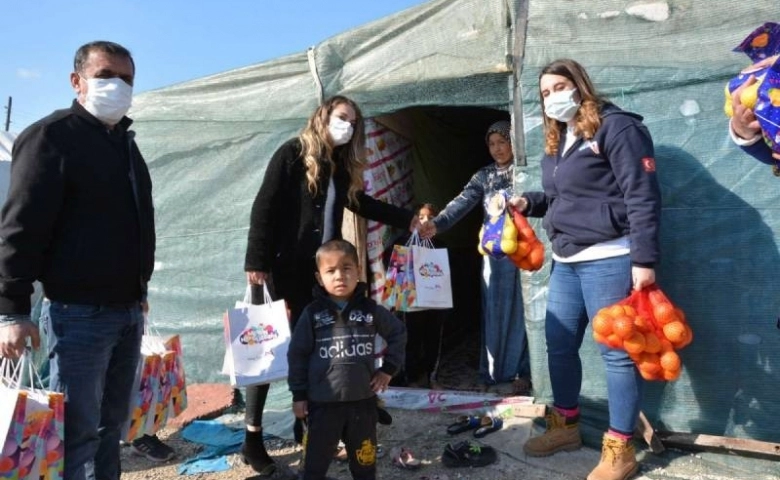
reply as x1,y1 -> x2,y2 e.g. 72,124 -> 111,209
635,411 -> 665,454
511,403 -> 547,418
656,431 -> 780,460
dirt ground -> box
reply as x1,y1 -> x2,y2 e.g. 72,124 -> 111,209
119,333 -> 777,479
120,409 -> 580,480
119,406 -> 777,480
119,338 -> 577,480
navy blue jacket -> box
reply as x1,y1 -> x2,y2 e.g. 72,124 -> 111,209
524,104 -> 661,266
287,282 -> 406,403
740,139 -> 776,166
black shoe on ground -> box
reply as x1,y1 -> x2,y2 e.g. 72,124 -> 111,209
131,434 -> 175,462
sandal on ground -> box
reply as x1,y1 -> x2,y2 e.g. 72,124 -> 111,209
512,377 -> 532,396
473,416 -> 503,438
442,441 -> 497,468
391,447 -> 422,470
446,415 -> 481,435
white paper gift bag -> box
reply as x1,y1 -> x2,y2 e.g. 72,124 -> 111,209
223,284 -> 291,386
410,241 -> 453,310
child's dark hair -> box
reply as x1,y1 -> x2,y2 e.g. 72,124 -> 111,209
315,239 -> 360,268
416,203 -> 439,216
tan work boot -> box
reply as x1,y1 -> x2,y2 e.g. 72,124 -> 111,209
586,432 -> 639,480
523,408 -> 582,457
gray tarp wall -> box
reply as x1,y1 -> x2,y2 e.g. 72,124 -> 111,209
130,0 -> 780,471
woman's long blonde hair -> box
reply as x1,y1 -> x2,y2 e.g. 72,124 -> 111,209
539,59 -> 609,156
298,96 -> 366,207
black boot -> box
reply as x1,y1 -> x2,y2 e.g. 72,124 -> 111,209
241,429 -> 276,476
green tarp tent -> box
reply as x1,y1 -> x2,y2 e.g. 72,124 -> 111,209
130,0 -> 780,474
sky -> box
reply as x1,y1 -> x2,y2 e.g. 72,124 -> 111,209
1,0 -> 428,133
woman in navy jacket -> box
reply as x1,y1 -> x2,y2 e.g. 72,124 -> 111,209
512,59 -> 661,480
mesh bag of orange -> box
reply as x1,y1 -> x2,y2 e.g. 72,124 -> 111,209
506,207 -> 544,271
592,284 -> 693,381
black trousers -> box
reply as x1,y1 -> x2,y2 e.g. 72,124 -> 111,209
302,398 -> 378,480
403,310 -> 446,381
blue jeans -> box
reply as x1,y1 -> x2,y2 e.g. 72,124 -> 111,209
545,255 -> 642,434
45,302 -> 144,480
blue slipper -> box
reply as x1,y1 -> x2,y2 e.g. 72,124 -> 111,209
446,415 -> 481,435
473,416 -> 503,438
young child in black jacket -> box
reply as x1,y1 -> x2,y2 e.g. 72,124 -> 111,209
288,239 -> 406,480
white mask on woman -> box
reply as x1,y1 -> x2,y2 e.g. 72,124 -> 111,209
328,117 -> 354,146
544,88 -> 580,123
82,77 -> 133,124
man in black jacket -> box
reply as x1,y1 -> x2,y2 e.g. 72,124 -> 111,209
0,41 -> 158,480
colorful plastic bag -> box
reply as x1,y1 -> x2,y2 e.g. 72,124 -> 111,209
724,22 -> 780,159
0,353 -> 64,480
164,335 -> 187,417
381,243 -> 410,310
478,192 -> 516,259
125,348 -> 161,441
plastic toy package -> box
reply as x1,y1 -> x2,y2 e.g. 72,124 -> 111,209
724,22 -> 780,157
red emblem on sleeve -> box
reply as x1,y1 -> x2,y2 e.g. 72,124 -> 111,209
642,157 -> 656,172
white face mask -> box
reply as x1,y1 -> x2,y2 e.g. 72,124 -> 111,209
328,117 -> 354,146
82,77 -> 133,124
544,88 -> 580,123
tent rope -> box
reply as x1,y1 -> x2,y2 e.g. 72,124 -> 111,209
307,47 -> 324,105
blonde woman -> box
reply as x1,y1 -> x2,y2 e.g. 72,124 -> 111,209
241,95 -> 418,475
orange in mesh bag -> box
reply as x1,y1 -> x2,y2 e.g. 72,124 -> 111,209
592,284 -> 693,381
507,207 -> 544,271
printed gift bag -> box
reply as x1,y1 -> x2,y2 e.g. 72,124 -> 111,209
124,346 -> 161,442
0,353 -> 64,480
0,359 -> 26,480
223,284 -> 291,386
124,318 -> 188,440
410,241 -> 453,310
36,393 -> 64,480
146,349 -> 175,435
164,335 -> 187,417
381,244 -> 408,310
384,243 -> 419,312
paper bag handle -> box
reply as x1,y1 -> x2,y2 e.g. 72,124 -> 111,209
244,283 -> 274,305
